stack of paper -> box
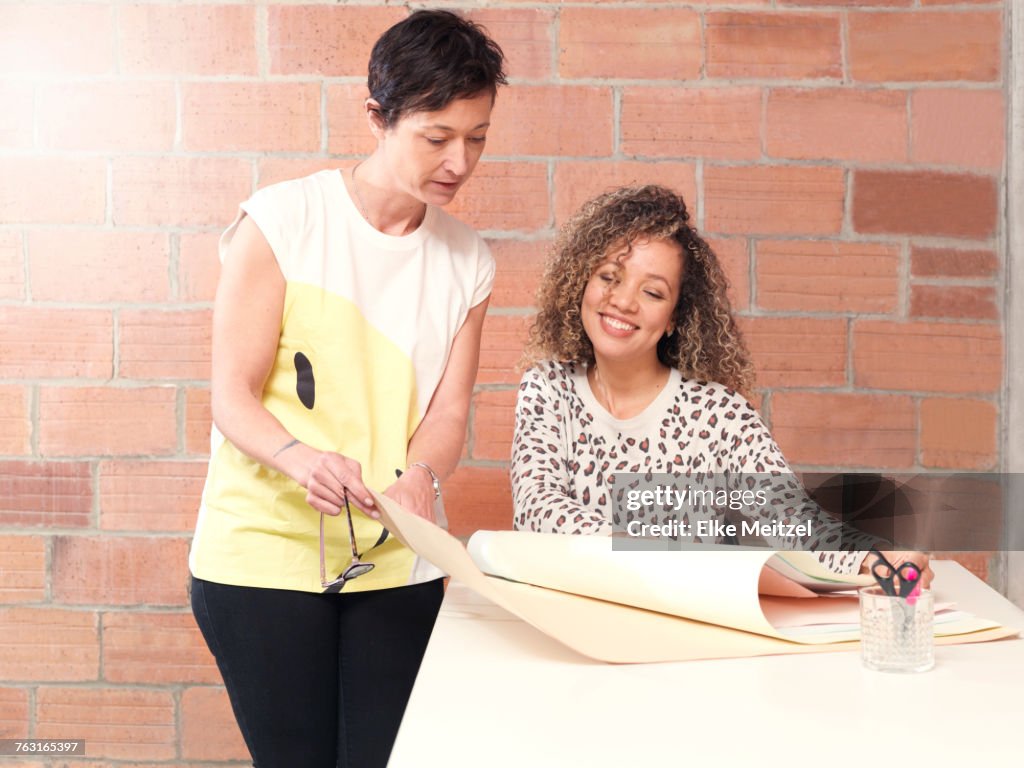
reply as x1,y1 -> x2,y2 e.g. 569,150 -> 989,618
467,531 -> 1003,644
372,492 -> 1019,663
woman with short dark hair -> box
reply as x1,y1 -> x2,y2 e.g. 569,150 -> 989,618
189,10 -> 506,767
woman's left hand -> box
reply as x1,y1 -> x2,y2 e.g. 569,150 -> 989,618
383,467 -> 437,523
862,550 -> 934,590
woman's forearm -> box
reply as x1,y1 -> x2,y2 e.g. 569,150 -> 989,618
405,410 -> 467,481
211,386 -> 318,488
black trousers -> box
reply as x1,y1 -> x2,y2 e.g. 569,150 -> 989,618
191,576 -> 444,768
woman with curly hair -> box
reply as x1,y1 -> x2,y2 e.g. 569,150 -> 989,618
512,185 -> 932,581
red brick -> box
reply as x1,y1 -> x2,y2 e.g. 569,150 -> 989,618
756,240 -> 900,314
118,4 -> 257,75
0,156 -> 106,225
119,309 -> 212,381
620,88 -> 761,160
179,233 -> 221,303
0,607 -> 99,681
920,398 -> 996,469
183,82 -> 321,153
553,160 -> 698,225
709,237 -> 750,312
707,12 -> 841,79
766,88 -> 907,162
780,0 -> 911,5
446,466 -> 514,536
446,161 -> 549,232
910,285 -> 997,321
269,5 -> 407,76
488,85 -> 612,157
771,393 -> 916,467
52,536 -> 190,607
36,687 -> 175,761
0,535 -> 46,603
185,388 -> 212,457
112,157 -> 251,228
180,687 -> 249,762
0,461 -> 92,528
559,7 -> 700,79
477,314 -> 531,386
849,11 -> 1001,82
466,8 -> 554,81
704,166 -> 845,236
853,170 -> 997,239
0,686 -> 29,738
488,239 -> 548,309
0,4 -> 113,75
29,231 -> 170,303
0,386 -> 30,455
0,230 -> 23,300
326,84 -> 376,156
472,389 -> 518,462
0,81 -> 33,149
103,612 -> 219,685
99,461 -> 207,533
738,317 -> 847,388
0,306 -> 112,379
39,387 -> 177,457
911,247 -> 997,279
911,89 -> 1004,171
38,81 -> 176,151
853,321 -> 1001,393
258,158 -> 340,190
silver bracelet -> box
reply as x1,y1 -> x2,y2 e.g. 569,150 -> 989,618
409,461 -> 442,501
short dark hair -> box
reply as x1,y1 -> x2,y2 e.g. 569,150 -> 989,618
367,10 -> 507,128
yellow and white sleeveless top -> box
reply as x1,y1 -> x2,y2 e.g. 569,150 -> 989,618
189,169 -> 494,593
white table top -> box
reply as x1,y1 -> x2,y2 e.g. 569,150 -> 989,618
389,561 -> 1024,768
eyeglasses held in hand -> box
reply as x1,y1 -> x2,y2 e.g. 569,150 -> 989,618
320,488 -> 375,589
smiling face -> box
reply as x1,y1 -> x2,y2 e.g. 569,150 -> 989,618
374,91 -> 494,207
581,237 -> 685,370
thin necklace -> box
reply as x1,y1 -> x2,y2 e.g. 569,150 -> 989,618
591,364 -> 616,414
350,162 -> 372,225
591,363 -> 668,415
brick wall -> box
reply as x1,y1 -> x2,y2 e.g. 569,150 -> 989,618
0,1 -> 1007,762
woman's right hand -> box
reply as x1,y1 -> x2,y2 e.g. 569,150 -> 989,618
304,451 -> 379,519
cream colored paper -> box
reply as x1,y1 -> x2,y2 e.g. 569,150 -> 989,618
372,492 -> 1018,664
470,530 -> 789,638
467,529 -> 1004,643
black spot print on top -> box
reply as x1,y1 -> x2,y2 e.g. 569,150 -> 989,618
294,352 -> 315,409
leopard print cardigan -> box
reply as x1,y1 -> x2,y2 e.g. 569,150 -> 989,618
510,360 -> 872,575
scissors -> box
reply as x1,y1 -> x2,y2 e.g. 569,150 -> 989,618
868,549 -> 923,599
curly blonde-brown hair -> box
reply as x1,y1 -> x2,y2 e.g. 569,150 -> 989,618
523,184 -> 755,395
